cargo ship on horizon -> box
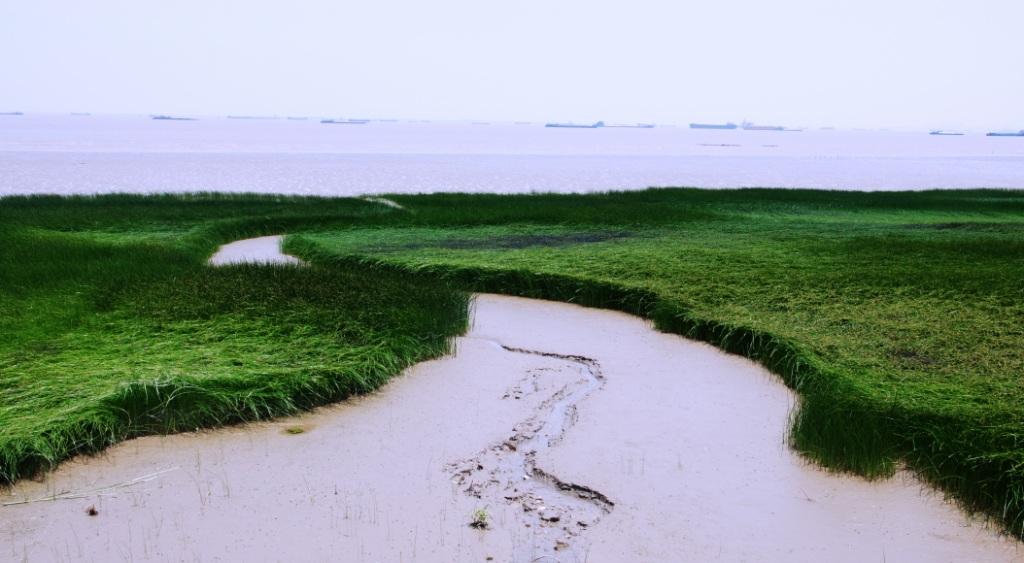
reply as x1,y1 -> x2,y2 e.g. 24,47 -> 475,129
742,122 -> 784,131
689,122 -> 737,130
929,130 -> 964,136
545,121 -> 605,129
986,130 -> 1024,137
321,118 -> 370,125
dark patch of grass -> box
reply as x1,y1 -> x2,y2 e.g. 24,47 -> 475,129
394,231 -> 634,251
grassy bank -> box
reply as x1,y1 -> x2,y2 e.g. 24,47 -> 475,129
0,194 -> 468,483
285,188 -> 1024,535
3,189 -> 1023,538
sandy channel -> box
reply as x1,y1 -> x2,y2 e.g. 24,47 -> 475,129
1,242 -> 1020,562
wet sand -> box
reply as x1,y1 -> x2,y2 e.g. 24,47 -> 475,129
2,295 -> 1019,561
207,235 -> 303,266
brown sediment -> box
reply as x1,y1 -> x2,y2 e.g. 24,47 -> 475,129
422,231 -> 634,250
0,294 -> 1020,562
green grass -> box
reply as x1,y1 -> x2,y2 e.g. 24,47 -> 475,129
285,188 -> 1024,536
0,193 -> 468,483
3,188 -> 1024,538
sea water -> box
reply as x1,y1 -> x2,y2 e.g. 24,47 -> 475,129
2,114 -> 1022,195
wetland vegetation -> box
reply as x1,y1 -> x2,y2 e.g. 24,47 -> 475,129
2,188 -> 1023,536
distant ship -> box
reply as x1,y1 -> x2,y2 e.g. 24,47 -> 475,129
0,111 -> 24,116
605,123 -> 656,129
930,130 -> 964,136
151,115 -> 196,121
545,121 -> 605,128
742,122 -> 785,131
286,116 -> 309,120
689,122 -> 737,130
320,119 -> 370,125
986,130 -> 1024,137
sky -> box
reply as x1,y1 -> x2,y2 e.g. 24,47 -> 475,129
2,0 -> 1022,130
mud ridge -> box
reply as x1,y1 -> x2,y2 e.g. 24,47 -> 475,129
447,339 -> 613,562
532,466 -> 615,512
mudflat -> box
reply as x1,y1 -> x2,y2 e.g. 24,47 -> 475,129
1,295 -> 1018,562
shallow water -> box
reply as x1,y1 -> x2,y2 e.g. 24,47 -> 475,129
207,235 -> 303,266
2,114 -> 1023,195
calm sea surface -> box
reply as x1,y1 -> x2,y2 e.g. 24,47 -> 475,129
2,114 -> 1023,195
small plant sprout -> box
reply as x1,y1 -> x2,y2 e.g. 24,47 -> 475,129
470,507 -> 490,529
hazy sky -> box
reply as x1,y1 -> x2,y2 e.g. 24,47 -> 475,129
2,0 -> 1022,130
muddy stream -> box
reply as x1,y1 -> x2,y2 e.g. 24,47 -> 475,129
0,237 -> 1019,562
